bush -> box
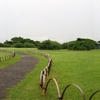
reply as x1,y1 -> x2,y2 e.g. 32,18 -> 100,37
4,41 -> 13,47
0,37 -> 98,50
0,43 -> 4,47
11,37 -> 24,43
24,42 -> 35,48
13,43 -> 24,48
66,38 -> 97,50
62,43 -> 68,49
34,41 -> 41,48
96,41 -> 100,49
38,40 -> 61,50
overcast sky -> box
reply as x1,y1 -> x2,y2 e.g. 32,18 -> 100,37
0,0 -> 100,43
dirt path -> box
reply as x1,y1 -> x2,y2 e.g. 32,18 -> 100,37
0,52 -> 38,100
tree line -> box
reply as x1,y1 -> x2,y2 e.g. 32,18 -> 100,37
0,37 -> 40,48
0,37 -> 100,50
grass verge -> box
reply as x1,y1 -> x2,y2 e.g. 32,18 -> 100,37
5,50 -> 48,100
0,53 -> 11,57
0,53 -> 21,69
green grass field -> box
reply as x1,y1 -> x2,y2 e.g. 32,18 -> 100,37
0,52 -> 21,69
0,52 -> 11,57
42,50 -> 100,100
0,48 -> 100,100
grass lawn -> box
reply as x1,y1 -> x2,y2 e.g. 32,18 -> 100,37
0,52 -> 11,57
0,48 -> 99,100
0,52 -> 21,69
42,49 -> 100,100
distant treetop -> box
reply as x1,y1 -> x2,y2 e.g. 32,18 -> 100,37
0,37 -> 99,50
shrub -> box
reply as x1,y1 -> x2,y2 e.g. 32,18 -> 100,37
4,41 -> 13,47
24,42 -> 35,48
13,43 -> 24,48
38,40 -> 61,50
96,41 -> 100,49
34,41 -> 41,48
66,38 -> 97,50
11,37 -> 24,43
0,43 -> 4,47
62,43 -> 68,49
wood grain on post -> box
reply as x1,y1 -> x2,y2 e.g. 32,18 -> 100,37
43,75 -> 46,96
45,78 -> 61,98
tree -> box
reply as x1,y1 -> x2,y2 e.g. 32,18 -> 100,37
4,40 -> 13,47
34,41 -> 41,48
11,37 -> 36,48
13,42 -> 24,48
1,37 -> 98,49
0,43 -> 4,47
11,37 -> 24,43
24,38 -> 35,44
98,41 -> 100,43
66,38 -> 97,50
62,42 -> 68,49
24,42 -> 35,48
38,40 -> 61,50
96,41 -> 100,49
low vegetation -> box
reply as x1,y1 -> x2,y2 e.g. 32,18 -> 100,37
38,40 -> 61,50
0,52 -> 11,57
62,38 -> 97,50
0,48 -> 99,100
0,52 -> 21,69
0,37 -> 40,48
96,41 -> 100,49
43,49 -> 100,100
0,37 -> 100,50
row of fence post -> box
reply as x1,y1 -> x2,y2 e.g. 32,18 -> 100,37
29,50 -> 100,100
0,51 -> 15,62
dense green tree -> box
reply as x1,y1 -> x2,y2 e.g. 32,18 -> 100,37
24,42 -> 35,48
0,37 -> 98,50
34,41 -> 41,48
4,40 -> 13,47
11,37 -> 24,43
0,43 -> 4,47
96,41 -> 100,49
66,38 -> 97,50
24,39 -> 35,44
62,42 -> 68,49
10,37 -> 36,48
38,40 -> 61,50
13,42 -> 24,48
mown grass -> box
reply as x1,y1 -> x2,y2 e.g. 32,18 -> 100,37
41,49 -> 100,100
0,48 -> 99,100
0,52 -> 21,69
0,52 -> 11,57
4,49 -> 48,100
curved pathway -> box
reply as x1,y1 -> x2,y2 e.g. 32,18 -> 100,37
0,52 -> 38,99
